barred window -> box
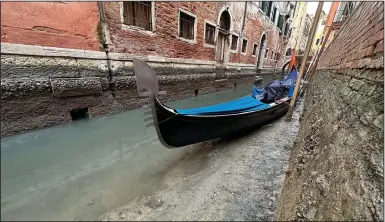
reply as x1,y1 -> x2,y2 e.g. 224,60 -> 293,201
231,35 -> 238,51
123,1 -> 152,31
179,11 -> 195,40
205,23 -> 215,45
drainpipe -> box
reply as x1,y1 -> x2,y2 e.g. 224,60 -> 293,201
97,2 -> 110,51
97,2 -> 116,98
239,1 -> 247,64
241,2 -> 247,34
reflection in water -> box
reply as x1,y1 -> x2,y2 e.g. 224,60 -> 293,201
1,75 -> 280,221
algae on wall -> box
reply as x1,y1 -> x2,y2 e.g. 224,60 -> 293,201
275,69 -> 384,221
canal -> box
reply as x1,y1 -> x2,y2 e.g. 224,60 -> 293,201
1,74 -> 285,221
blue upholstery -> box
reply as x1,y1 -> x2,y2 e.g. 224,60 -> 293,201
176,95 -> 270,115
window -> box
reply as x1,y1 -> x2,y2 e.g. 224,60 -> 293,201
286,48 -> 292,56
205,23 -> 215,45
276,53 -> 280,61
303,23 -> 310,36
271,51 -> 274,59
315,39 -> 320,45
231,35 -> 238,51
259,1 -> 266,11
267,2 -> 273,17
179,11 -> 195,40
271,7 -> 277,22
123,1 -> 152,31
284,23 -> 290,36
265,49 -> 269,58
260,1 -> 273,16
242,39 -> 248,53
252,43 -> 258,55
321,20 -> 326,25
277,14 -> 284,31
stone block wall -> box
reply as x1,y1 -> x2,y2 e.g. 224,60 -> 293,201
1,43 -> 275,138
276,2 -> 384,221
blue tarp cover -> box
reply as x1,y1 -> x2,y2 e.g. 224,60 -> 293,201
176,95 -> 270,115
262,70 -> 298,101
284,69 -> 298,81
176,70 -> 298,116
252,86 -> 264,98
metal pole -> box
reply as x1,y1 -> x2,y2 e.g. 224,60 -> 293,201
285,1 -> 324,121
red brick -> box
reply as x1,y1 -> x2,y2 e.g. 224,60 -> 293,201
374,29 -> 384,43
374,40 -> 384,53
366,45 -> 376,56
1,2 -> 100,51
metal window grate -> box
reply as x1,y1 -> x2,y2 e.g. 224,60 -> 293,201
205,24 -> 215,45
179,12 -> 195,40
123,1 -> 152,31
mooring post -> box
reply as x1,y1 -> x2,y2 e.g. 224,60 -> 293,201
285,1 -> 324,122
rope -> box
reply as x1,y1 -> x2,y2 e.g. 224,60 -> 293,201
156,113 -> 179,125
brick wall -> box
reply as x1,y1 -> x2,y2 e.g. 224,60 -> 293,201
276,2 -> 384,221
0,2 -> 100,51
104,2 -> 218,60
318,2 -> 384,70
228,3 -> 286,67
104,2 -> 288,66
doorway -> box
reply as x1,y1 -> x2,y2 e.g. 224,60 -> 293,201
257,34 -> 267,68
216,10 -> 231,64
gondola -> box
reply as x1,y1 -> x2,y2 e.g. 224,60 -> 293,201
133,59 -> 299,148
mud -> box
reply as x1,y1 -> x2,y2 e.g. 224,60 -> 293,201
98,99 -> 304,221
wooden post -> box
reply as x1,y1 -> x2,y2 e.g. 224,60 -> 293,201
305,23 -> 334,81
285,1 -> 324,122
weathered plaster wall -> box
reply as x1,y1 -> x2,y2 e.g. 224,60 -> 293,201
276,2 -> 384,221
1,2 -> 100,51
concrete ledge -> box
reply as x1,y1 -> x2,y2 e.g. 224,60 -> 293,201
2,43 -> 272,69
50,77 -> 102,97
1,43 -> 107,60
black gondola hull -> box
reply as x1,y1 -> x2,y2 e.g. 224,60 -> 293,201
154,98 -> 291,147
